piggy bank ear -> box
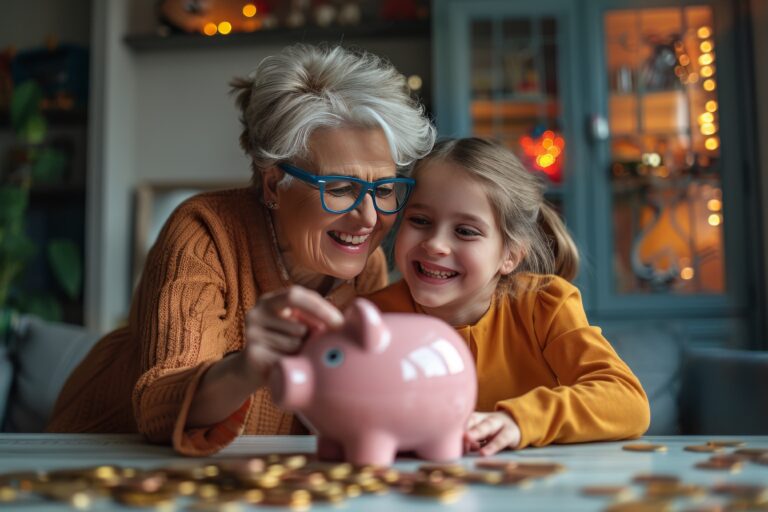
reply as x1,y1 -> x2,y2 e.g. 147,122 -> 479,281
344,298 -> 391,353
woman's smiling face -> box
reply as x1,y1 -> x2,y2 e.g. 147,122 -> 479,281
394,160 -> 518,325
264,126 -> 398,284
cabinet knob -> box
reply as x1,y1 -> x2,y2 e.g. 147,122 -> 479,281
589,114 -> 610,141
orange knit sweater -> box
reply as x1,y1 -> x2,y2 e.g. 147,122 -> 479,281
47,187 -> 388,455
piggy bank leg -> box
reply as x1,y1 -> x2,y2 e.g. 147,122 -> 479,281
416,430 -> 463,461
316,436 -> 344,461
343,432 -> 398,467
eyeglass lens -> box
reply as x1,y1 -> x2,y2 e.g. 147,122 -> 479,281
322,179 -> 409,213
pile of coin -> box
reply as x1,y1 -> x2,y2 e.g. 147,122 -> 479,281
595,441 -> 768,511
0,453 -> 558,509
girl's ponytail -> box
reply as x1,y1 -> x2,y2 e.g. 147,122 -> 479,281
538,202 -> 579,282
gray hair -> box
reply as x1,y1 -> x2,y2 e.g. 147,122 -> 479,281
231,44 -> 436,188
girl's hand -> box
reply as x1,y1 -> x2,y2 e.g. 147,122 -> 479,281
464,411 -> 522,456
239,285 -> 344,388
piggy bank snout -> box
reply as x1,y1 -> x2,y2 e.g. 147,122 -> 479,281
269,357 -> 314,410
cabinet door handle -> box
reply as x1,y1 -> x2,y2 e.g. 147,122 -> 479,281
588,114 -> 610,142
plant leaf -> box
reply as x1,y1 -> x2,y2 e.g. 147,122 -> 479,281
32,147 -> 68,183
0,186 -> 29,224
16,292 -> 62,322
10,81 -> 43,135
47,239 -> 82,299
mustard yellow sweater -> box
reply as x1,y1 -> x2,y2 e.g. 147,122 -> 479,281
367,277 -> 650,448
47,187 -> 388,455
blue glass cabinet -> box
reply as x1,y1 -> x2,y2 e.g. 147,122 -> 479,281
433,0 -> 760,347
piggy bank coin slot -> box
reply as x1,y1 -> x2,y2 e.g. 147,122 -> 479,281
323,348 -> 345,368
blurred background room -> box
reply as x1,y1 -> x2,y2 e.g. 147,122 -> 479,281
1,0 -> 767,435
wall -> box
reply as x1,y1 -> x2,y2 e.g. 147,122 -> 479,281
0,0 -> 90,50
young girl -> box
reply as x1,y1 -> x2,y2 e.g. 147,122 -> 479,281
367,137 -> 650,455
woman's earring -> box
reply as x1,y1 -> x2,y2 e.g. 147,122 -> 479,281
265,200 -> 279,210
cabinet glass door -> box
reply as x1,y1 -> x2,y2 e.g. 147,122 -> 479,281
604,5 -> 724,295
470,18 -> 564,185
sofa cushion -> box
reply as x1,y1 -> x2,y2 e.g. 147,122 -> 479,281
599,321 -> 684,435
2,316 -> 100,432
680,347 -> 768,435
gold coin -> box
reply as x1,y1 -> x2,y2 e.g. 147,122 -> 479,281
605,499 -> 672,512
281,471 -> 327,489
112,489 -> 175,508
711,483 -> 768,499
645,482 -> 706,499
623,443 -> 668,453
685,444 -> 725,453
706,440 -> 746,448
281,455 -> 308,470
475,459 -> 518,471
262,488 -> 311,509
695,459 -> 742,472
406,478 -> 466,503
419,463 -> 467,477
0,486 -> 17,502
461,471 -> 504,485
734,448 -> 768,460
727,498 -> 768,511
514,462 -> 566,475
632,474 -> 680,485
581,485 -> 633,499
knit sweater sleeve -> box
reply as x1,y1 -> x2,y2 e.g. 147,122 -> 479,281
131,201 -> 248,455
496,277 -> 650,447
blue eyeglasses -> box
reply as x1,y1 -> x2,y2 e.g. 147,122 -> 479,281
277,163 -> 415,215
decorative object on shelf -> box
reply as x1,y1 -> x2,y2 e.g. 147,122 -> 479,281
519,127 -> 565,183
312,0 -> 337,27
10,42 -> 88,110
380,0 -> 427,21
639,35 -> 682,92
337,0 -> 362,26
159,0 -> 277,35
0,81 -> 83,325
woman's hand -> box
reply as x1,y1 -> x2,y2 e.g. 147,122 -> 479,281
464,411 -> 522,456
238,285 -> 345,388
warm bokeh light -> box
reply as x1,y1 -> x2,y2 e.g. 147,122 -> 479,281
218,21 -> 232,35
699,112 -> 714,124
707,199 -> 722,211
705,100 -> 718,112
701,123 -> 717,136
203,22 -> 218,36
698,54 -> 714,66
407,75 -> 423,91
680,267 -> 695,280
679,54 -> 690,66
705,137 -> 720,150
700,41 -> 713,53
242,3 -> 257,17
519,130 -> 565,181
701,65 -> 714,78
686,73 -> 699,84
698,26 -> 712,39
703,79 -> 716,91
708,214 -> 721,226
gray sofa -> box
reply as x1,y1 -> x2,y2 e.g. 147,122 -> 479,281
1,316 -> 766,434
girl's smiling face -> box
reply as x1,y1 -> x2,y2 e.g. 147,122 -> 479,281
394,159 -> 519,326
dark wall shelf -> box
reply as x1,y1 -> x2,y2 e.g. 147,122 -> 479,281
124,20 -> 431,51
0,108 -> 88,129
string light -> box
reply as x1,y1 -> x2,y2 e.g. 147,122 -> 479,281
242,3 -> 257,17
703,79 -> 716,91
705,137 -> 720,150
218,21 -> 232,35
698,26 -> 711,38
203,22 -> 218,36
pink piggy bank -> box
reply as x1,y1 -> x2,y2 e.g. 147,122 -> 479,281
269,298 -> 477,466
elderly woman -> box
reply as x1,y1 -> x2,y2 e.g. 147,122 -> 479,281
47,44 -> 436,456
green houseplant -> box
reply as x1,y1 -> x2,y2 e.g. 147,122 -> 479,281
0,80 -> 83,339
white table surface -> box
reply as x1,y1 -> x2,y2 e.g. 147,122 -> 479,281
1,434 -> 766,511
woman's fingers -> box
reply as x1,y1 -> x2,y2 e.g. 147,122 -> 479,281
267,286 -> 344,330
